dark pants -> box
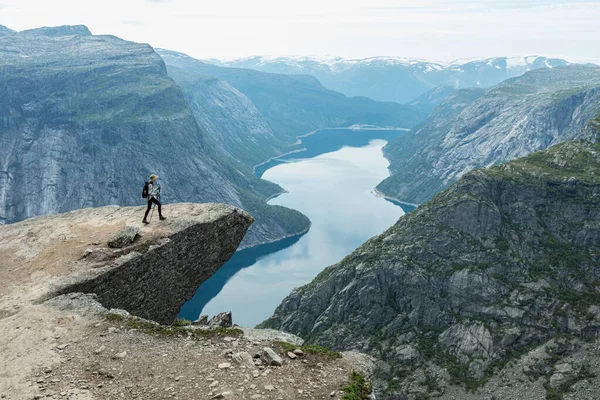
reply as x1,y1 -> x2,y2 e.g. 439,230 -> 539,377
144,197 -> 162,220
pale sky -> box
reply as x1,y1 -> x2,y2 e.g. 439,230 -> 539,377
1,0 -> 599,62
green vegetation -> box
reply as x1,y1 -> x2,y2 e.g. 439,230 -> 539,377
171,318 -> 193,327
544,385 -> 566,400
422,372 -> 441,393
485,140 -> 600,185
238,189 -> 311,236
342,372 -> 373,400
274,341 -> 342,359
416,328 -> 490,391
105,313 -> 125,322
543,364 -> 596,400
105,313 -> 242,338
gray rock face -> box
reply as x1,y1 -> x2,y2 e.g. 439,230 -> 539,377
193,315 -> 209,325
377,66 -> 600,205
52,203 -> 253,324
166,67 -> 286,169
261,137 -> 600,396
208,312 -> 233,328
0,26 -> 307,249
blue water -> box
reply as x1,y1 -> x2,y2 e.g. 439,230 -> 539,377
179,135 -> 412,327
254,128 -> 409,177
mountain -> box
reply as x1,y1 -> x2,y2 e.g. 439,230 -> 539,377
0,26 -> 308,248
261,122 -> 600,398
212,55 -> 579,104
377,65 -> 600,205
408,86 -> 457,115
157,49 -> 425,146
0,25 -> 14,37
164,66 -> 291,169
20,25 -> 92,36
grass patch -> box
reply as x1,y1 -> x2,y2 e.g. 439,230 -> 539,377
342,371 -> 373,400
171,318 -> 193,327
275,341 -> 342,359
105,314 -> 242,339
105,313 -> 125,322
544,385 -> 566,400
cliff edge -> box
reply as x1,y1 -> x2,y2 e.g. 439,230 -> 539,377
0,203 -> 253,324
0,203 -> 371,400
0,203 -> 250,396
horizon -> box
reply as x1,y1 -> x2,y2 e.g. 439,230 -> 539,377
0,0 -> 599,63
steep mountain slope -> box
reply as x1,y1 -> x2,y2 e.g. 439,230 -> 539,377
165,66 -> 289,169
262,127 -> 600,398
377,65 -> 600,205
0,26 -> 308,248
408,86 -> 457,115
212,55 -> 576,103
157,49 -> 424,142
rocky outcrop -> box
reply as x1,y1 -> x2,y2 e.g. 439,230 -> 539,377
0,202 -> 375,400
262,136 -> 600,398
0,203 -> 252,324
0,25 -> 308,249
377,65 -> 600,205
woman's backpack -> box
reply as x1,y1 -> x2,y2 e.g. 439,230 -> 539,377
142,182 -> 150,199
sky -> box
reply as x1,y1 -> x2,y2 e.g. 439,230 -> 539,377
1,0 -> 599,62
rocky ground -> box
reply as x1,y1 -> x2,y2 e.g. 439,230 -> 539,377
0,204 -> 373,400
3,294 -> 371,400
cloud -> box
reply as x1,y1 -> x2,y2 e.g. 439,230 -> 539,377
0,0 -> 599,62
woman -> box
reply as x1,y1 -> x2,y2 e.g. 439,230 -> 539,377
143,174 -> 167,224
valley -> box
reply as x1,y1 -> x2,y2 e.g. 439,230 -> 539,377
180,132 -> 412,327
1,17 -> 600,400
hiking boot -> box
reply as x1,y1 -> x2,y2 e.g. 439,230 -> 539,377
159,216 -> 167,221
142,219 -> 150,224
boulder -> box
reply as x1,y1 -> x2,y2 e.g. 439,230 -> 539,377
107,226 -> 139,248
232,352 -> 255,369
208,312 -> 233,328
263,347 -> 283,366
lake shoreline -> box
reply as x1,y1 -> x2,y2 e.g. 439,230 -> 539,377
252,126 -> 411,177
183,136 -> 408,326
237,221 -> 312,252
373,188 -> 420,210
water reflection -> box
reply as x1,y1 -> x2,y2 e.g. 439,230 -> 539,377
179,139 -> 407,327
254,128 -> 408,177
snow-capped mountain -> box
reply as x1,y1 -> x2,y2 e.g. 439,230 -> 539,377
209,55 -> 589,104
